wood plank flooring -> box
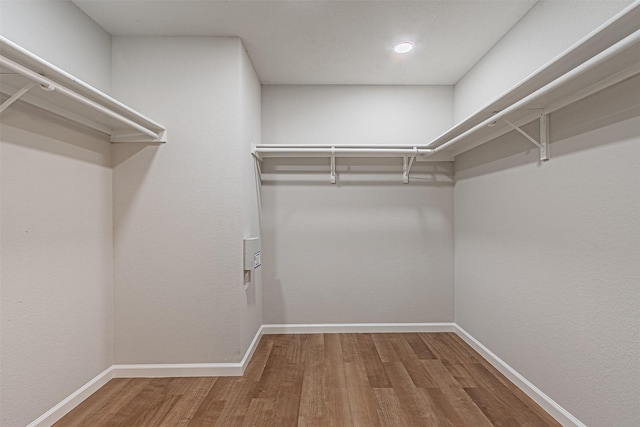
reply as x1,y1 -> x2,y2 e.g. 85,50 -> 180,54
54,333 -> 560,426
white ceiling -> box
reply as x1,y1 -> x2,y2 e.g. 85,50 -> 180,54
72,0 -> 538,85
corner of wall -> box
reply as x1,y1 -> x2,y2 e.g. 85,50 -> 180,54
238,38 -> 264,357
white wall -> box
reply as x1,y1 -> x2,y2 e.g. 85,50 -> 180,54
453,0 -> 633,123
0,0 -> 112,93
239,41 -> 263,353
261,86 -> 455,324
112,36 -> 261,364
452,2 -> 640,423
454,75 -> 640,426
0,3 -> 113,425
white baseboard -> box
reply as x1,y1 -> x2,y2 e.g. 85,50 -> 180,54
28,326 -> 265,426
262,322 -> 455,334
454,325 -> 585,427
240,324 -> 265,371
27,366 -> 114,427
113,325 -> 265,378
112,362 -> 245,377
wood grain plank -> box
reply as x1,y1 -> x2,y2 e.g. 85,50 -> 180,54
465,387 -> 522,426
52,378 -> 134,426
454,338 -> 561,427
466,363 -> 560,426
441,333 -> 482,363
107,378 -> 173,426
421,385 -> 495,427
304,333 -> 324,365
373,388 -> 410,427
340,333 -> 362,363
420,333 -> 476,363
213,378 -> 257,427
129,394 -> 182,426
243,335 -> 275,382
371,334 -> 401,363
241,398 -> 275,427
442,362 -> 482,388
344,362 -> 382,426
159,377 -> 216,426
272,363 -> 305,427
324,333 -> 348,389
382,362 -> 445,427
419,387 -> 469,427
355,333 -> 392,388
422,359 -> 461,389
404,333 -> 437,360
430,385 -> 494,426
256,335 -> 299,399
323,386 -> 353,427
299,352 -> 325,419
389,334 -> 438,388
187,400 -> 226,427
187,377 -> 228,426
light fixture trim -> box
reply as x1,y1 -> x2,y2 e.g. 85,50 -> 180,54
394,41 -> 414,54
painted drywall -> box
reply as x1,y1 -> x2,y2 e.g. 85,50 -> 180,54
112,36 -> 261,364
0,0 -> 112,93
0,4 -> 113,426
454,75 -> 640,426
261,85 -> 455,324
453,0 -> 633,123
239,41 -> 263,354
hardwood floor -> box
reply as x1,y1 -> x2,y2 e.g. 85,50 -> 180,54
55,333 -> 560,426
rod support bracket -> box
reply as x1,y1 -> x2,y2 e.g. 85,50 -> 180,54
330,146 -> 336,184
403,148 -> 417,183
251,145 -> 263,162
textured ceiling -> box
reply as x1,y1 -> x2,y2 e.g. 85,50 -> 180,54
73,0 -> 538,85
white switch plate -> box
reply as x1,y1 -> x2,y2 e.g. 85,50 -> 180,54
243,237 -> 261,270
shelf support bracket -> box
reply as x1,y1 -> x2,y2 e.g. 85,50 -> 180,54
539,113 -> 550,161
403,148 -> 417,183
330,146 -> 336,184
255,153 -> 263,185
503,114 -> 550,162
251,145 -> 263,162
0,81 -> 35,114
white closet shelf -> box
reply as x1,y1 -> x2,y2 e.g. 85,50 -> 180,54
0,36 -> 166,143
255,2 -> 640,166
429,2 -> 640,159
252,144 -> 438,184
253,144 -> 435,160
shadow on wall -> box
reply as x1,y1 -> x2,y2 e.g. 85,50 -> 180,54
111,143 -> 159,241
0,99 -> 111,166
455,75 -> 640,179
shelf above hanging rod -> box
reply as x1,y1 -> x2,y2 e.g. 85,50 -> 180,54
252,144 -> 441,184
426,2 -> 640,159
0,36 -> 166,143
252,144 -> 434,160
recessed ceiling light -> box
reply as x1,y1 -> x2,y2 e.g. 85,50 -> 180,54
394,41 -> 414,54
